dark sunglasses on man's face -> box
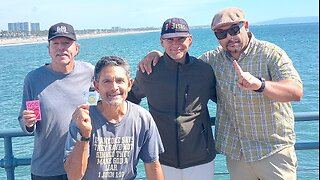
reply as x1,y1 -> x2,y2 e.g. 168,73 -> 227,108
214,22 -> 244,40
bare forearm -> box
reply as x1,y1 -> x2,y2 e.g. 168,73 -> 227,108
64,141 -> 90,180
263,80 -> 303,102
144,161 -> 164,180
139,50 -> 163,74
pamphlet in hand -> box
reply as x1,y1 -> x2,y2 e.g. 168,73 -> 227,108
26,100 -> 42,120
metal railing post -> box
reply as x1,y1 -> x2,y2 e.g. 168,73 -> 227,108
3,137 -> 15,180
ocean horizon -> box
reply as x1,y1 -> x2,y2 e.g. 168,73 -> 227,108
0,22 -> 318,179
1,21 -> 318,47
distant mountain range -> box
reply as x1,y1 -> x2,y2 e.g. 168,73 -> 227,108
253,16 -> 319,25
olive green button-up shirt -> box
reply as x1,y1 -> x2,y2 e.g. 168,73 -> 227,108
199,33 -> 302,162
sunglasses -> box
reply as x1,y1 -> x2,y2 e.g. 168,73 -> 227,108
214,22 -> 244,40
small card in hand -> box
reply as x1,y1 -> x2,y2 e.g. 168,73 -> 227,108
26,100 -> 42,120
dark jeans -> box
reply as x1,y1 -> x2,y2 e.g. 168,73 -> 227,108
31,173 -> 68,180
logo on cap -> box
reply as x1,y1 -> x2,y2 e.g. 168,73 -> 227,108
165,22 -> 187,32
56,26 -> 68,34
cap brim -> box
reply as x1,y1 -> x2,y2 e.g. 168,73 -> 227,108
48,34 -> 76,41
161,32 -> 190,39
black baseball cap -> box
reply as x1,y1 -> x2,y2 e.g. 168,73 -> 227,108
48,22 -> 76,41
161,18 -> 190,38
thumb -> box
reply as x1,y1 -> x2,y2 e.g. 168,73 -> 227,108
79,103 -> 90,110
83,103 -> 90,110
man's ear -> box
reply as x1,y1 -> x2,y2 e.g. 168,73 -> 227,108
160,37 -> 165,48
127,78 -> 134,92
244,21 -> 249,31
75,43 -> 80,56
93,80 -> 99,93
188,35 -> 193,47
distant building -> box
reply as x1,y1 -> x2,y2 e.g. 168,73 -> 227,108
8,22 -> 29,32
7,22 -> 40,32
30,23 -> 40,32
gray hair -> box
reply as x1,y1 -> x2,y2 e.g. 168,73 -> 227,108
94,56 -> 131,81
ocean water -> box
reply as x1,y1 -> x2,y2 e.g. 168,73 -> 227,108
0,23 -> 318,179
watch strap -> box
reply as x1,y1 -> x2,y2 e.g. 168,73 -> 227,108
80,136 -> 91,142
254,77 -> 266,93
77,132 -> 91,142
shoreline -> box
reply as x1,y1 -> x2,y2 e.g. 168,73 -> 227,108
0,30 -> 160,47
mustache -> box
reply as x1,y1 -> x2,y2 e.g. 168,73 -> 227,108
107,90 -> 123,97
56,52 -> 69,56
227,39 -> 240,45
170,47 -> 183,51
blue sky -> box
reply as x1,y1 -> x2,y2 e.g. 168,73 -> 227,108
0,0 -> 318,31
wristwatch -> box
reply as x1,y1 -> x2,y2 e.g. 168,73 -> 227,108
254,77 -> 266,93
77,132 -> 91,142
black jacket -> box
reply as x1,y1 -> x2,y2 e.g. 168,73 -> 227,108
128,53 -> 217,168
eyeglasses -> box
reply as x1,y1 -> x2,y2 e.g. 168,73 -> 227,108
214,22 -> 244,40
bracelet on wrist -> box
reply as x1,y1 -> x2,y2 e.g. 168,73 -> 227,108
254,77 -> 266,93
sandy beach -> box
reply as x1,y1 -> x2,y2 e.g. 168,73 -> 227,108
0,30 -> 160,46
0,37 -> 47,46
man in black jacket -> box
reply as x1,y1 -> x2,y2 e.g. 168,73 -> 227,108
127,17 -> 217,180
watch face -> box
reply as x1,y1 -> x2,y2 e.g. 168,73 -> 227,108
76,132 -> 90,141
76,132 -> 81,141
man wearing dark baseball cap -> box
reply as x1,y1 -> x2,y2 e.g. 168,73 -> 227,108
127,17 -> 217,180
18,22 -> 95,180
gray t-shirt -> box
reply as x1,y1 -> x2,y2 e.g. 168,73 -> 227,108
65,101 -> 164,180
18,61 -> 94,176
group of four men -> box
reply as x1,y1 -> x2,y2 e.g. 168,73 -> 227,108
19,7 -> 302,180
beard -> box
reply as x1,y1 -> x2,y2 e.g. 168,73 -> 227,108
103,99 -> 123,106
102,92 -> 126,107
226,39 -> 243,54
